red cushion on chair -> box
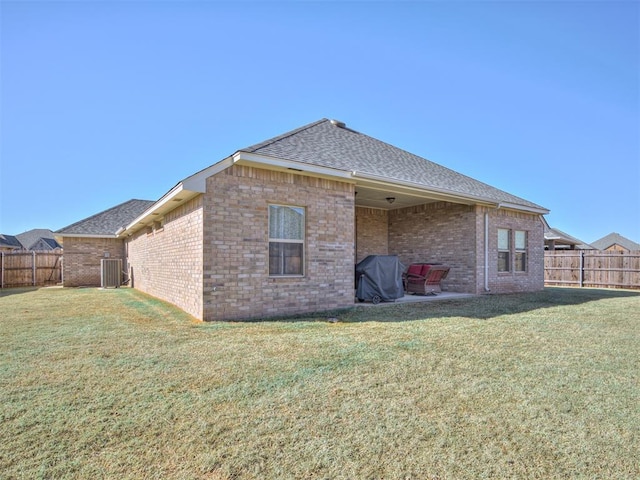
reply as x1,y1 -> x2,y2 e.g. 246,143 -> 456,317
407,264 -> 422,276
420,264 -> 432,276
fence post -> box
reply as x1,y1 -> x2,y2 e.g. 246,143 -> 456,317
32,251 -> 36,286
579,251 -> 584,288
1,252 -> 4,289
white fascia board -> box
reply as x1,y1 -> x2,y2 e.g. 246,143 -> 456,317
232,152 -> 356,180
120,184 -> 189,235
352,171 -> 498,206
56,233 -> 117,239
182,157 -> 234,192
123,183 -> 185,232
354,171 -> 549,214
495,202 -> 549,215
119,157 -> 235,237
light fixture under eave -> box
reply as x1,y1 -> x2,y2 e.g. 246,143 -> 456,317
386,197 -> 396,204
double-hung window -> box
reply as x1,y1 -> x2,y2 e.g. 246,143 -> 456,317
498,228 -> 510,272
498,228 -> 528,273
269,205 -> 305,276
514,230 -> 527,272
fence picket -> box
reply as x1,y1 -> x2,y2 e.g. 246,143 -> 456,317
0,252 -> 63,288
545,250 -> 640,289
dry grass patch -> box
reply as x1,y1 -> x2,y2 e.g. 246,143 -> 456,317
1,286 -> 639,479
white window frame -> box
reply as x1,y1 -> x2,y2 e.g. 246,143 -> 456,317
268,204 -> 305,277
498,228 -> 510,272
514,230 -> 527,272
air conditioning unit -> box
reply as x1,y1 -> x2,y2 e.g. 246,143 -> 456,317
101,259 -> 122,288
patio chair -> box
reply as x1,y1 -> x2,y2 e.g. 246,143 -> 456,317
404,263 -> 450,295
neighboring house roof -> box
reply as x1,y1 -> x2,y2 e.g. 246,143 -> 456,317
0,234 -> 23,250
591,232 -> 640,251
544,226 -> 593,249
16,229 -> 62,250
56,199 -> 155,237
31,237 -> 62,251
119,118 -> 549,237
240,118 -> 547,212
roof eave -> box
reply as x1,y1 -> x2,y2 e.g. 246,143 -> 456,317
234,152 -> 549,214
55,233 -> 118,240
496,202 -> 549,215
118,157 -> 235,237
354,172 -> 549,214
233,151 -> 356,181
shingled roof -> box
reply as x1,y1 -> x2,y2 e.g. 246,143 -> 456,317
16,229 -> 62,251
239,118 -> 547,212
116,118 -> 549,237
544,224 -> 593,250
56,199 -> 155,237
0,234 -> 23,250
591,232 -> 640,251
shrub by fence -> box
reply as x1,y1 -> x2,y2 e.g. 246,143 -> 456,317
0,252 -> 63,288
545,250 -> 640,289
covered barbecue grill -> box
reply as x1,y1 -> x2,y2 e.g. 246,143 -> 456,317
355,255 -> 406,304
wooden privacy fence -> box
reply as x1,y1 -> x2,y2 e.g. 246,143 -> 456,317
0,252 -> 63,288
545,250 -> 640,289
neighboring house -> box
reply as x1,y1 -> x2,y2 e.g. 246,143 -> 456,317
57,118 -> 549,321
0,234 -> 23,252
543,219 -> 593,250
16,229 -> 62,252
591,232 -> 640,252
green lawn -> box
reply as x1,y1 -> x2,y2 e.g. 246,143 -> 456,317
1,286 -> 639,479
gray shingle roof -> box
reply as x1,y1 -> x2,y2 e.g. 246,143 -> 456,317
591,232 -> 640,251
16,229 -> 61,250
241,118 -> 546,211
56,199 -> 155,236
544,226 -> 593,249
0,234 -> 23,249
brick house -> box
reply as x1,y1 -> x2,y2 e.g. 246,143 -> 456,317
57,118 -> 549,321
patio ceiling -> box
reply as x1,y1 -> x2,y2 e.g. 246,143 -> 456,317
354,183 -> 477,211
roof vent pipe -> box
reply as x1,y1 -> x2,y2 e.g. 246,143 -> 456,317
330,119 -> 346,128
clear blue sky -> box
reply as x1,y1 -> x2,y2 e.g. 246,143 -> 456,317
2,1 -> 639,245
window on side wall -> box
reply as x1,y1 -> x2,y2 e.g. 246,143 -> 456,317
515,230 -> 527,272
498,228 -> 510,272
269,205 -> 305,276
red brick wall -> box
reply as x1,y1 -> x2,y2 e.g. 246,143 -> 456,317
126,196 -> 204,319
61,237 -> 125,287
202,165 -> 355,321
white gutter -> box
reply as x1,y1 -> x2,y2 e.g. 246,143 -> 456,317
56,233 -> 118,239
232,151 -> 356,180
117,158 -> 235,237
352,171 -> 500,207
495,201 -> 549,215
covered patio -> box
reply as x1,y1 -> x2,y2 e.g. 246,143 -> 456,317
355,291 -> 475,307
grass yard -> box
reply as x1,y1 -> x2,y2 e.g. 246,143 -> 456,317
1,286 -> 639,479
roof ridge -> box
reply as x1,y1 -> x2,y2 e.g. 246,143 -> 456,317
240,118 -> 330,153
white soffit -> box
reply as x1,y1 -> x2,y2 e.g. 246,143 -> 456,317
119,158 -> 235,236
232,152 -> 356,181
